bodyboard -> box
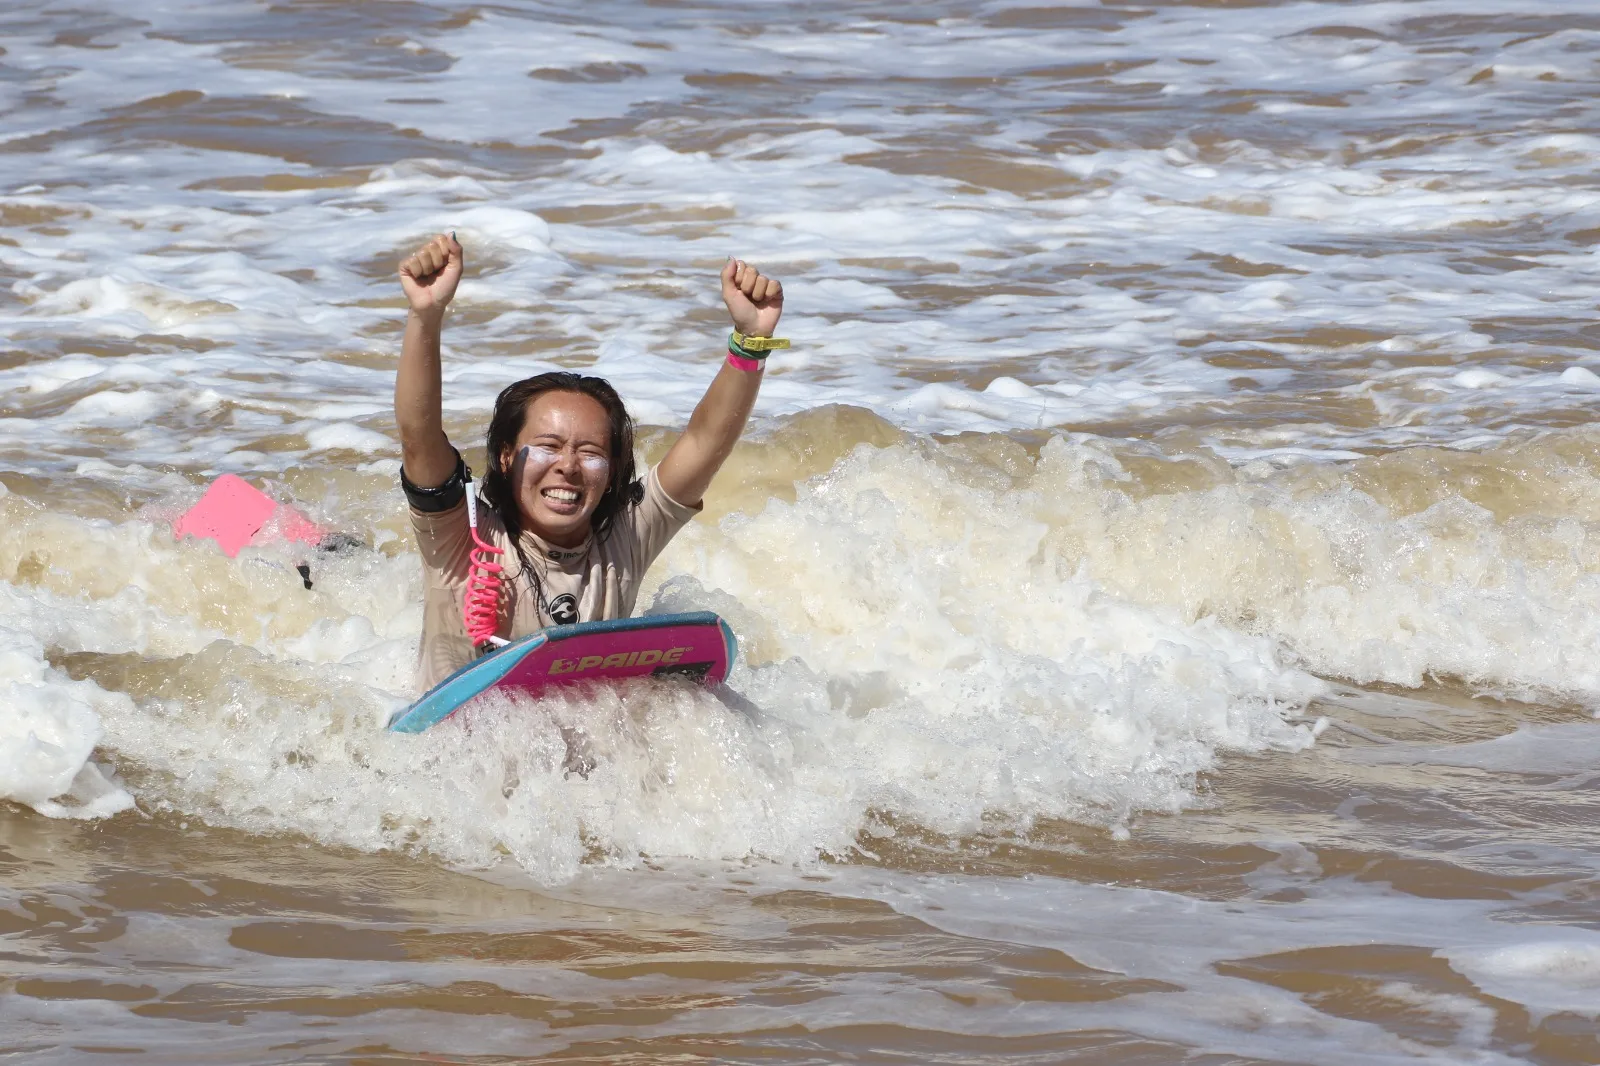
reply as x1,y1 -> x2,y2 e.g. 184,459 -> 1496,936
387,612 -> 738,733
174,474 -> 323,557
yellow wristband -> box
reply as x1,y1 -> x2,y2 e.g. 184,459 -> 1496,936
730,330 -> 791,353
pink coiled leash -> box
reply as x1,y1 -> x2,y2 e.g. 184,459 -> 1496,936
462,472 -> 508,653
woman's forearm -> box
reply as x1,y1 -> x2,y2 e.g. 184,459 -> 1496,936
394,233 -> 465,488
394,310 -> 456,486
661,359 -> 764,505
657,259 -> 784,506
689,359 -> 763,449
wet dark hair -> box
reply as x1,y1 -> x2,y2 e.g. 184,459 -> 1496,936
479,372 -> 643,597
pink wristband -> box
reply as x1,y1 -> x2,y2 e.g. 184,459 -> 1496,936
726,349 -> 765,372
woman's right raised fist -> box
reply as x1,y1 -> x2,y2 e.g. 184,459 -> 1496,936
398,233 -> 463,318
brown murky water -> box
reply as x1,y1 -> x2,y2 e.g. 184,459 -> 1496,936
3,1 -> 1600,1062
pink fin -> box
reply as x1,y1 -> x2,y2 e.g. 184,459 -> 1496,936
173,474 -> 322,558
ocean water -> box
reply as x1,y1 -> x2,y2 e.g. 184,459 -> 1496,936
3,0 -> 1600,1062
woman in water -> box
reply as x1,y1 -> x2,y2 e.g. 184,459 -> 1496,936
393,233 -> 784,688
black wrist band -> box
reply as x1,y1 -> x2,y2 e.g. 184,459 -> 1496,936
401,449 -> 468,512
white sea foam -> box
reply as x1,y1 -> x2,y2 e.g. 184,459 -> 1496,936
810,864 -> 1600,1061
1,0 -> 1598,472
1445,941 -> 1600,1021
677,432 -> 1600,705
0,436 -> 1330,859
7,425 -> 1600,869
0,622 -> 133,819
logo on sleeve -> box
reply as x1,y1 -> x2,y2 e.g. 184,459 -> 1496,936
547,593 -> 579,626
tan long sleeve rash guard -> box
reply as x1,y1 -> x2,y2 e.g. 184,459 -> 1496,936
408,465 -> 701,690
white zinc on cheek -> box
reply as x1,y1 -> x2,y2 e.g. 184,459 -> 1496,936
519,444 -> 609,478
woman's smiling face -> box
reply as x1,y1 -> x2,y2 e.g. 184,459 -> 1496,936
502,390 -> 613,547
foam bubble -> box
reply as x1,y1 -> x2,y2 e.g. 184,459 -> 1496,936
305,423 -> 394,453
1446,941 -> 1600,1021
1344,723 -> 1600,778
0,623 -> 133,818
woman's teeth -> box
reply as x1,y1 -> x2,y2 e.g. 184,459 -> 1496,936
543,487 -> 580,502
